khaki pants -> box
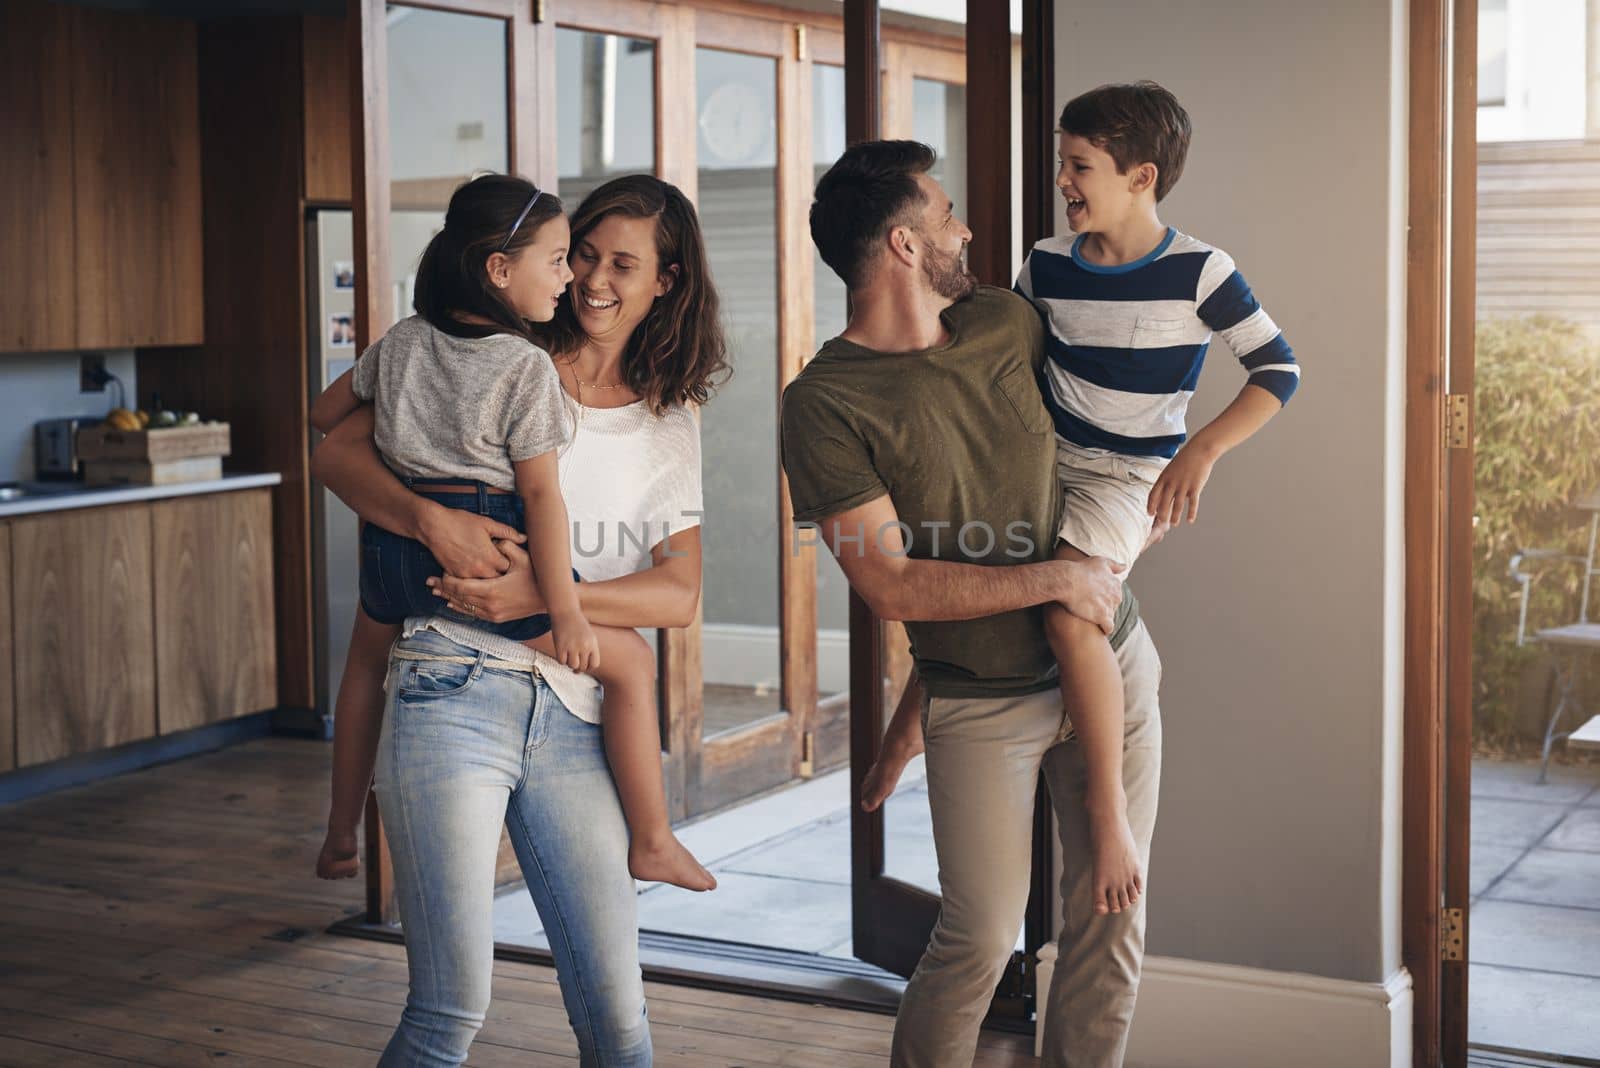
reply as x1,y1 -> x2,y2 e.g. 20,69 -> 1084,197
891,620 -> 1163,1068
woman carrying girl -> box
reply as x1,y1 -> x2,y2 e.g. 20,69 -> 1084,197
312,173 -> 728,1065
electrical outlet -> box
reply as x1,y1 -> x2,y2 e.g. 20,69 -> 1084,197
80,353 -> 109,393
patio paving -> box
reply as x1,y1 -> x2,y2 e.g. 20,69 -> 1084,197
493,756 -> 943,964
1470,756 -> 1600,1060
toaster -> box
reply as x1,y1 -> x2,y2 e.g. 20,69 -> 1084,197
34,417 -> 100,479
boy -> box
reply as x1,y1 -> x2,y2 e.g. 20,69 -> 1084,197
864,81 -> 1300,918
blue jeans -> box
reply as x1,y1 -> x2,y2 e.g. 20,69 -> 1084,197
373,628 -> 652,1067
359,478 -> 577,642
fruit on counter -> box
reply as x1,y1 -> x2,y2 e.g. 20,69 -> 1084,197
105,407 -> 142,431
103,408 -> 211,431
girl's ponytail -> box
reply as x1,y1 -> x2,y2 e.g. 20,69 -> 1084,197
412,173 -> 564,340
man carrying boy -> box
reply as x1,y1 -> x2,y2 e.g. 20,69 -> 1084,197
781,139 -> 1162,1066
787,79 -> 1299,1066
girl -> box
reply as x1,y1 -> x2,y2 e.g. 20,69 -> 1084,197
313,173 -> 713,894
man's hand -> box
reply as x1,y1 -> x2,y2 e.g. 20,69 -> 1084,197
417,505 -> 525,579
1055,556 -> 1125,634
427,541 -> 545,622
1147,443 -> 1218,527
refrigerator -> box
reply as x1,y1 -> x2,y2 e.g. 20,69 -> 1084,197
307,209 -> 360,721
306,208 -> 444,722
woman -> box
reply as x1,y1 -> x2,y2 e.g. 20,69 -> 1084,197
312,174 -> 728,1067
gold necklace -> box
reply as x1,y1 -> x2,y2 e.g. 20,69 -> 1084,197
561,355 -> 627,391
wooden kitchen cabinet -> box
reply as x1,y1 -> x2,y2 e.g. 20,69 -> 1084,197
0,524 -> 14,773
12,505 -> 157,767
0,2 -> 78,352
0,1 -> 203,353
152,490 -> 277,733
302,14 -> 353,204
72,7 -> 204,348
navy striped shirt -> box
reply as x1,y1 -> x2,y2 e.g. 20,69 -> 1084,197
1014,228 -> 1299,459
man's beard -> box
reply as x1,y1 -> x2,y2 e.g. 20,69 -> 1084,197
921,239 -> 978,301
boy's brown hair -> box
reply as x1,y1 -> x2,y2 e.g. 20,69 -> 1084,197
1058,81 -> 1192,202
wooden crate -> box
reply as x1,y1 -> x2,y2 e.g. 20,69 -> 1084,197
83,456 -> 224,486
77,422 -> 231,463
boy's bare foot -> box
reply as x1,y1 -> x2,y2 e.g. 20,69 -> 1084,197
1088,803 -> 1143,916
316,830 -> 360,880
630,834 -> 717,892
861,722 -> 925,813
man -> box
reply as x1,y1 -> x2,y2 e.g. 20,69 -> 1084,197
780,140 -> 1163,1067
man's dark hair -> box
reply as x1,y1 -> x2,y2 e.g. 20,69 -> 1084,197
810,140 -> 937,289
1058,81 -> 1192,202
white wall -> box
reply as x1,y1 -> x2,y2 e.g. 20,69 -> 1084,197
1050,0 -> 1409,1005
0,352 -> 137,482
1046,3 -> 1414,1056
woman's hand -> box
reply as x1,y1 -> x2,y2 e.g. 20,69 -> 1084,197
417,505 -> 526,579
427,541 -> 548,622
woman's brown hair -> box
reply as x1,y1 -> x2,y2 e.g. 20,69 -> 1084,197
537,175 -> 729,415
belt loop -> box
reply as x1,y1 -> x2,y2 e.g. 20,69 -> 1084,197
402,475 -> 416,489
476,480 -> 489,514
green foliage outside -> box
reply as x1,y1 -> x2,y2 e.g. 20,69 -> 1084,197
1473,317 -> 1600,751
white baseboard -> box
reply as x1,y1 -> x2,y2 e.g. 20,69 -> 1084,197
1036,947 -> 1412,1067
700,624 -> 849,694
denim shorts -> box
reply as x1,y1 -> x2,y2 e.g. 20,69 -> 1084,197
358,477 -> 579,642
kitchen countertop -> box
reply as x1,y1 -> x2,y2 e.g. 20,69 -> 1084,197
0,473 -> 283,519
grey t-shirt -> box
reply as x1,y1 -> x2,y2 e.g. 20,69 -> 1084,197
352,315 -> 571,491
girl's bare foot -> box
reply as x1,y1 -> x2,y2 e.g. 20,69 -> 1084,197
1088,803 -> 1143,916
630,833 -> 717,891
316,829 -> 360,880
862,717 -> 925,812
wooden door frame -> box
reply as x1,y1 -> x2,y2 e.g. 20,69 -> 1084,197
352,0 -> 546,924
841,0 -> 941,980
1405,0 -> 1476,1064
547,0 -> 964,819
1442,0 -> 1477,1062
563,0 -> 817,819
842,0 -> 1055,1007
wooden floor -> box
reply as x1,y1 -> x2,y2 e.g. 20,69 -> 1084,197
0,737 -> 1037,1066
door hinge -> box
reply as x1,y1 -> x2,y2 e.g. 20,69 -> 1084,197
532,0 -> 546,23
1441,907 -> 1464,961
1446,394 -> 1470,449
795,24 -> 808,62
800,731 -> 816,777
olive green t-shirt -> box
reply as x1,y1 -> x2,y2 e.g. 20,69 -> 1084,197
780,285 -> 1139,699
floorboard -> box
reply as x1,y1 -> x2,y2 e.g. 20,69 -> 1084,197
0,737 -> 1036,1066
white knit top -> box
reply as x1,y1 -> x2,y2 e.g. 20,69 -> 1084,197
411,396 -> 704,723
